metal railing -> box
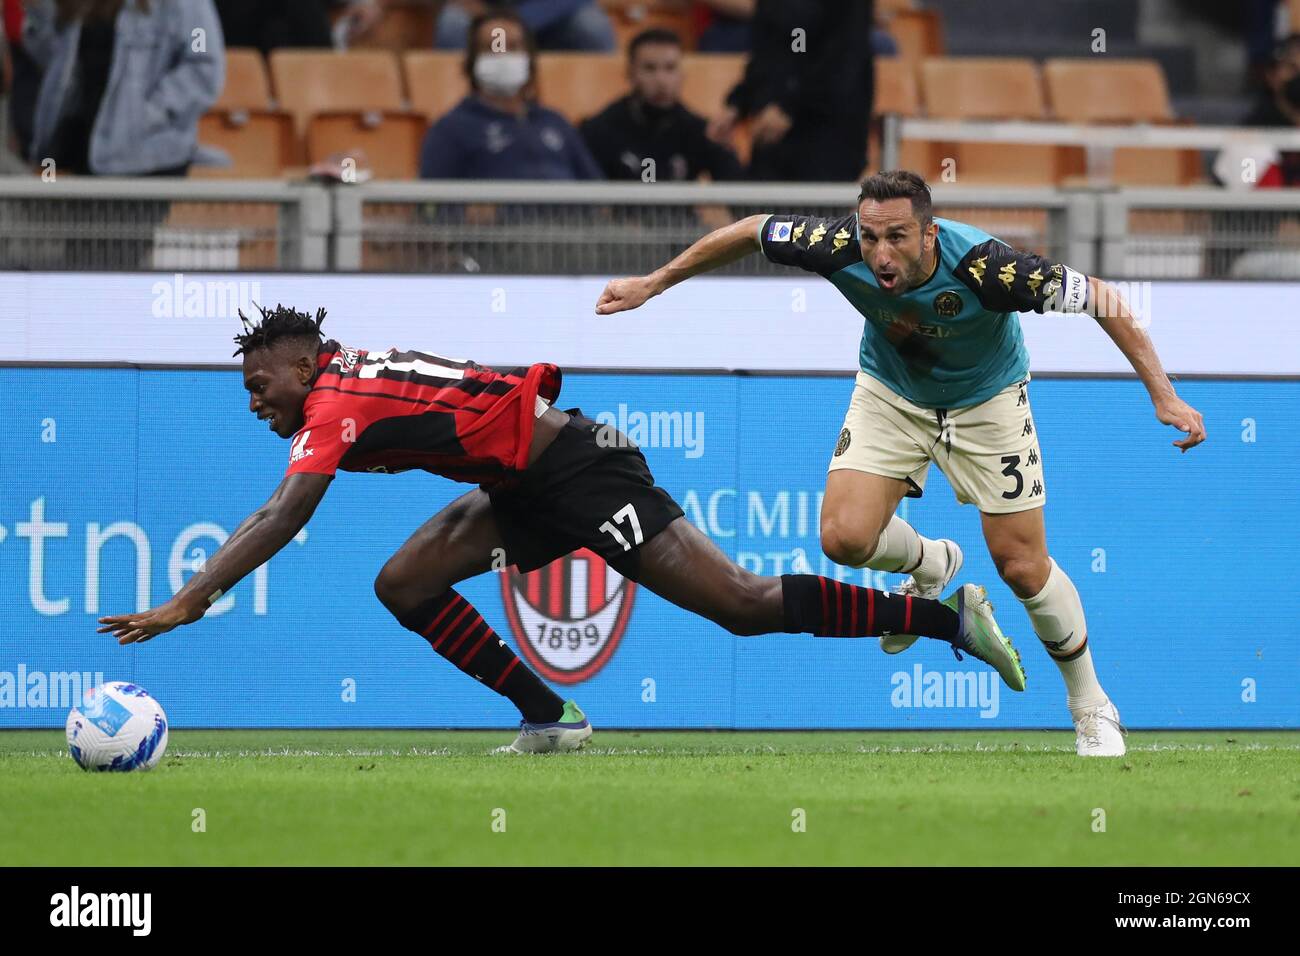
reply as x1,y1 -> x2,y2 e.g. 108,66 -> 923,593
3,176 -> 1300,278
331,181 -> 1084,274
0,178 -> 331,271
1100,188 -> 1300,279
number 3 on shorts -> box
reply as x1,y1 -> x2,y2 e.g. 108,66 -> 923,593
599,503 -> 644,551
1000,454 -> 1023,499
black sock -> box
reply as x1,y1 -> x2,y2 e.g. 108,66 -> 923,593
396,591 -> 564,723
780,574 -> 958,641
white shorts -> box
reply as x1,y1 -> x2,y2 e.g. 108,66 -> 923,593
828,371 -> 1046,514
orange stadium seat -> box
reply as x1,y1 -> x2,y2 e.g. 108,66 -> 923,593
678,53 -> 743,118
920,57 -> 1046,120
213,48 -> 273,111
194,110 -> 296,178
404,50 -> 469,122
1043,58 -> 1199,186
678,53 -> 751,164
535,53 -> 628,125
887,10 -> 944,59
306,111 -> 427,180
269,50 -> 409,161
871,57 -> 933,175
919,57 -> 1077,185
1043,58 -> 1173,123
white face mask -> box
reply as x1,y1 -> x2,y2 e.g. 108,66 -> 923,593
474,52 -> 530,97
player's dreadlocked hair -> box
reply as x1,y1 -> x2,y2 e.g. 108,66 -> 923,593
233,304 -> 326,357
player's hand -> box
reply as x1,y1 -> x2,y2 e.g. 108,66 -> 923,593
751,103 -> 793,146
1154,395 -> 1207,452
596,275 -> 659,315
97,595 -> 205,645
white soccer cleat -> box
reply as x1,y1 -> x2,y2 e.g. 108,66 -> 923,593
495,700 -> 592,754
1073,700 -> 1127,757
880,539 -> 963,654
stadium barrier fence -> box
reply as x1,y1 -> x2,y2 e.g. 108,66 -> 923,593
4,176 -> 1300,279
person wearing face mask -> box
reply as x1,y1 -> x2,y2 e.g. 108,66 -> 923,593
578,28 -> 741,183
1240,33 -> 1300,186
418,10 -> 601,181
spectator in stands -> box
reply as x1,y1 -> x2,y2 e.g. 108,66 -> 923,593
435,0 -> 614,53
580,28 -> 741,182
1239,33 -> 1300,186
710,0 -> 874,182
695,0 -> 895,57
419,9 -> 601,180
23,0 -> 224,176
215,1 -> 383,56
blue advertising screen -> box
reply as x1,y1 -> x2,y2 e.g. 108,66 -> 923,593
1,368 -> 1296,729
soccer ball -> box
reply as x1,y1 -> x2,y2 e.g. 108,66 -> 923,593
65,681 -> 169,772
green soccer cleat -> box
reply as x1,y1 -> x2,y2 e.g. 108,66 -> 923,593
943,584 -> 1027,692
495,700 -> 593,754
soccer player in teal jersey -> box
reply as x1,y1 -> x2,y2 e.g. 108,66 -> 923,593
598,170 -> 1208,756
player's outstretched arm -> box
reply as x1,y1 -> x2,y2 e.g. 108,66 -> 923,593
595,214 -> 768,314
97,472 -> 333,645
1086,276 -> 1207,452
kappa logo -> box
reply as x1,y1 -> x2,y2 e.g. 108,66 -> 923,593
500,548 -> 635,684
289,430 -> 314,463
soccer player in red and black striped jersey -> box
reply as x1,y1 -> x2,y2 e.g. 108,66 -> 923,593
99,305 -> 1026,752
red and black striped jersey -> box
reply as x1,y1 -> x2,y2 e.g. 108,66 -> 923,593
284,339 -> 562,488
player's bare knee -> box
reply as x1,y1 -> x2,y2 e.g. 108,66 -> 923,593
820,520 -> 873,568
374,561 -> 441,617
996,555 -> 1050,597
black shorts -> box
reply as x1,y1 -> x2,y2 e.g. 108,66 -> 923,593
488,409 -> 684,579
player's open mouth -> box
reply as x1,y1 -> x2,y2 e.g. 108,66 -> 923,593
877,271 -> 899,289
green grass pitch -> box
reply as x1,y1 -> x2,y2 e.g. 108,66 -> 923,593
2,730 -> 1297,866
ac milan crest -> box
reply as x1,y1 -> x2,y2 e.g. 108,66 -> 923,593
500,548 -> 636,684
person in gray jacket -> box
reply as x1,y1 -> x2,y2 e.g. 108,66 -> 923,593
24,0 -> 224,176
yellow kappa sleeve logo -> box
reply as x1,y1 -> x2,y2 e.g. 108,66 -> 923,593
998,261 -> 1017,290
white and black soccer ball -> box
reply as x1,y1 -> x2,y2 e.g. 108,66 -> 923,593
66,681 -> 169,772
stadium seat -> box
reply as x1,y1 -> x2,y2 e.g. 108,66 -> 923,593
535,53 -> 628,125
213,48 -> 273,112
306,111 -> 427,180
1043,58 -> 1173,123
887,9 -> 945,59
871,58 -> 933,175
920,57 -> 1045,120
679,53 -> 743,119
1043,58 -> 1200,186
269,50 -> 409,153
403,51 -> 469,122
919,58 -> 1076,185
194,110 -> 296,178
269,50 -> 410,165
676,53 -> 750,163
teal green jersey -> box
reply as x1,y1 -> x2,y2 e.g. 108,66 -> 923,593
758,213 -> 1089,408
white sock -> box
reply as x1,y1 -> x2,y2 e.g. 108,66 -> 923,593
1019,558 -> 1108,714
862,515 -> 945,581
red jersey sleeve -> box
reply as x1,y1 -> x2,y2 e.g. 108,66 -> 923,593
285,399 -> 354,477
